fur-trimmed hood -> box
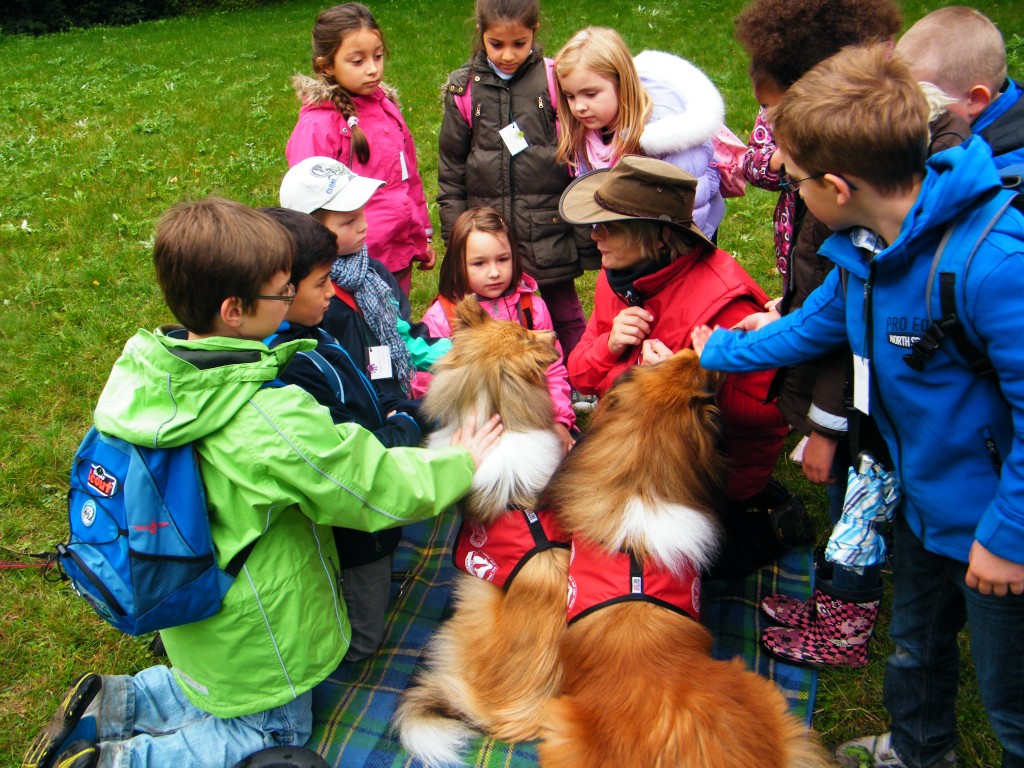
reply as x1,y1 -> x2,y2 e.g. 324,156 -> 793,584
290,73 -> 401,108
634,50 -> 724,156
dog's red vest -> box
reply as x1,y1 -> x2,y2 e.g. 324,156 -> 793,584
453,508 -> 570,590
566,536 -> 701,624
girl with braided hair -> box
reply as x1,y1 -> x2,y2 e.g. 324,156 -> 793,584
287,3 -> 436,295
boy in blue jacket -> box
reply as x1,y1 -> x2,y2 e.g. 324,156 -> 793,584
260,206 -> 424,662
693,44 -> 1024,768
896,5 -> 1024,170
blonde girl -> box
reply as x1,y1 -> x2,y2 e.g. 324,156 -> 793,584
554,26 -> 725,238
287,3 -> 435,295
422,208 -> 576,452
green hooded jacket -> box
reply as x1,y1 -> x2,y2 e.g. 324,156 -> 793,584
93,328 -> 474,717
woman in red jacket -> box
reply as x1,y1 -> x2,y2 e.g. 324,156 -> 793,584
561,155 -> 806,577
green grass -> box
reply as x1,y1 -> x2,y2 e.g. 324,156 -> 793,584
1,1 -> 1021,765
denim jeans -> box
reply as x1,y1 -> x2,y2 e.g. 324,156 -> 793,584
94,665 -> 312,768
885,515 -> 1024,768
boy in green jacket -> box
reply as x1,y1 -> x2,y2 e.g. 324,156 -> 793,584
24,197 -> 501,768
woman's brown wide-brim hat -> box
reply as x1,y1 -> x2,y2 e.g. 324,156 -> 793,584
559,154 -> 714,249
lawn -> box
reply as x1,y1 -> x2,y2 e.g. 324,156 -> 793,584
1,1 -> 1021,765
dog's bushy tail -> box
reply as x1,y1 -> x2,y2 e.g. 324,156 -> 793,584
392,684 -> 476,768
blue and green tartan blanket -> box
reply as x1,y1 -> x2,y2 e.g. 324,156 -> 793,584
308,513 -> 816,767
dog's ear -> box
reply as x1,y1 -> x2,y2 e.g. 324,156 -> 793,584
452,295 -> 489,331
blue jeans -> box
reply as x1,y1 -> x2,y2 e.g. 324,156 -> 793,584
885,515 -> 1024,768
94,665 -> 312,768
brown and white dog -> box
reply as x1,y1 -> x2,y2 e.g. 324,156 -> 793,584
393,297 -> 572,767
538,350 -> 831,768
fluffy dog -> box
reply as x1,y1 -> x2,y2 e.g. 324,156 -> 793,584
538,350 -> 831,768
393,297 -> 571,767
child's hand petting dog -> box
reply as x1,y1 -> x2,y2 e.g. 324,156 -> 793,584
451,411 -> 503,469
690,324 -> 715,356
553,422 -> 576,454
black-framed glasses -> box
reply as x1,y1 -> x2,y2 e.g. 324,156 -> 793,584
253,283 -> 296,303
779,169 -> 860,193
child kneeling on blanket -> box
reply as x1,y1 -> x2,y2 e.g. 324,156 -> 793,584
23,198 -> 501,768
693,44 -> 1024,768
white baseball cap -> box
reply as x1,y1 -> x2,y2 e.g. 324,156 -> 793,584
279,156 -> 385,214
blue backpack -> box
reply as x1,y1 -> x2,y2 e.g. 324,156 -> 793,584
57,428 -> 256,636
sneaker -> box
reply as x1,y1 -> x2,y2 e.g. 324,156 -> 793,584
789,435 -> 809,464
52,742 -> 97,768
22,674 -> 101,768
834,732 -> 956,768
570,390 -> 598,414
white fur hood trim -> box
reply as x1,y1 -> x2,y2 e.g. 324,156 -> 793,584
634,50 -> 724,156
291,73 -> 401,108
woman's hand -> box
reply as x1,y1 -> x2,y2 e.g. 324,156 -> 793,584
640,338 -> 673,365
608,307 -> 654,356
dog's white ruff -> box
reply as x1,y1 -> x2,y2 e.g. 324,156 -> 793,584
428,428 -> 562,512
611,496 -> 721,575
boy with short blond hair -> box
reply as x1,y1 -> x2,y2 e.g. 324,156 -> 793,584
896,5 -> 1024,168
24,197 -> 500,768
694,44 -> 1024,768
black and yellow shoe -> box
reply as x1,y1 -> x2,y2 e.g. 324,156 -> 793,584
22,674 -> 101,768
52,741 -> 97,768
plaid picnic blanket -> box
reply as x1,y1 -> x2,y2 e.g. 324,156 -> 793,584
308,513 -> 816,766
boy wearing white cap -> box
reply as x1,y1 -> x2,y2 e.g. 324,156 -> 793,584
279,157 -> 450,402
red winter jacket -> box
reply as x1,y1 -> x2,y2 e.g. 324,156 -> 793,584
567,247 -> 788,500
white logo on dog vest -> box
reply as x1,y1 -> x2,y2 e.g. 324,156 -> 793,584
566,574 -> 578,611
468,520 -> 488,548
465,551 -> 498,581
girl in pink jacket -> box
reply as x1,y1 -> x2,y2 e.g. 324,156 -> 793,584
286,3 -> 435,295
421,207 -> 576,452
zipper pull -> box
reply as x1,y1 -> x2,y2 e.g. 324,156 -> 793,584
475,103 -> 481,118
537,96 -> 544,109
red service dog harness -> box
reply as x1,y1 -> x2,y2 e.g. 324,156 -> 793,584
566,536 -> 701,624
453,508 -> 570,590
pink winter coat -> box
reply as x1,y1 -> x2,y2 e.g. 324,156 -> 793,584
286,76 -> 432,274
421,275 -> 576,430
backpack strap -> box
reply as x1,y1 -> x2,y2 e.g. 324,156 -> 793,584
517,293 -> 535,330
902,181 -> 1022,379
296,349 -> 345,403
437,295 -> 457,325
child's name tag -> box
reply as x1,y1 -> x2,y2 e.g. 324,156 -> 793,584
367,345 -> 393,381
499,122 -> 529,156
852,353 -> 871,415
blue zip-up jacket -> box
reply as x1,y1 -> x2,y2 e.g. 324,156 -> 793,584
975,78 -> 1024,170
700,138 -> 1024,565
266,321 -> 424,568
